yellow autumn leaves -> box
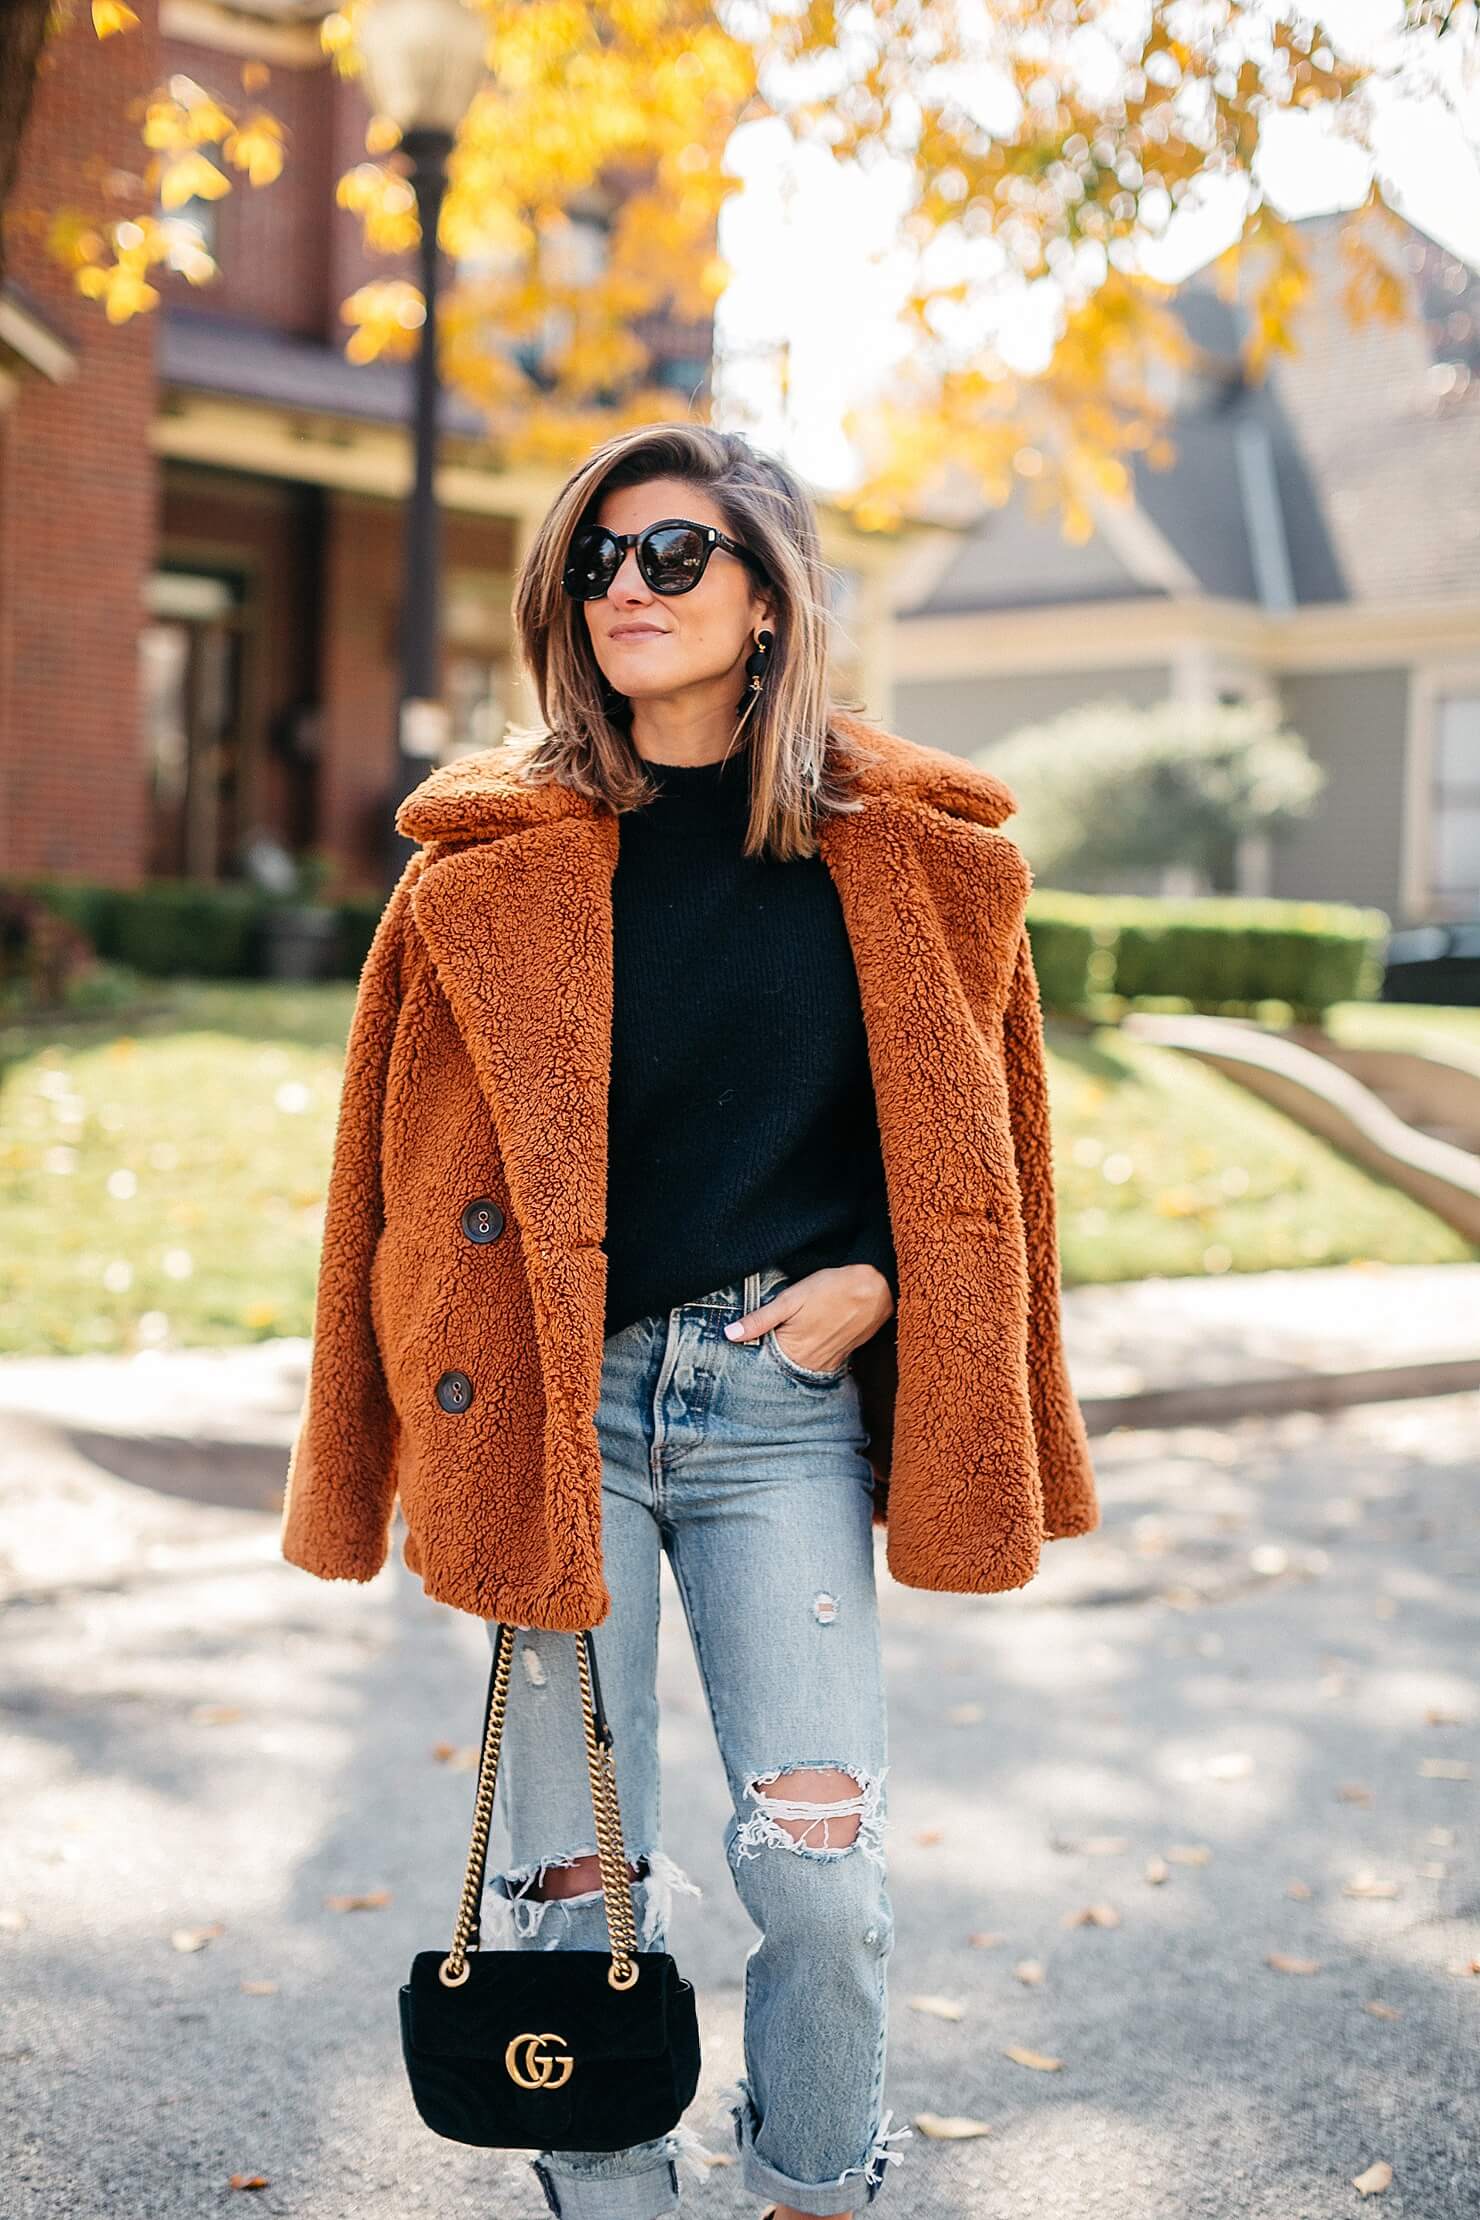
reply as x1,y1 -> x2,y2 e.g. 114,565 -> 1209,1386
54,56 -> 287,322
67,0 -> 1426,523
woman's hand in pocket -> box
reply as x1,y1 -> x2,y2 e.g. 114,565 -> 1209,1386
723,1263 -> 894,1373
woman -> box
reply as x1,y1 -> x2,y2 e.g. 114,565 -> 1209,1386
281,424 -> 1099,2220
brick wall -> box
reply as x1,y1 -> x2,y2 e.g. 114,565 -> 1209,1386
0,0 -> 161,880
155,30 -> 405,348
157,34 -> 338,341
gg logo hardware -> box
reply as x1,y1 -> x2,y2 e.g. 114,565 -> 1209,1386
505,2030 -> 574,2089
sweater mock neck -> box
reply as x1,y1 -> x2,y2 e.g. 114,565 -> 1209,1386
636,744 -> 753,831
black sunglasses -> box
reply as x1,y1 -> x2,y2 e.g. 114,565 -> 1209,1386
562,516 -> 769,601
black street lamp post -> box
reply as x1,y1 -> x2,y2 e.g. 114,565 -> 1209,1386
356,0 -> 489,891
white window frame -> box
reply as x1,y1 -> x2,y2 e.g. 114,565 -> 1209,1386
1403,662 -> 1480,922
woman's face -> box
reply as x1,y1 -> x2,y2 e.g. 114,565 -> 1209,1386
582,476 -> 773,714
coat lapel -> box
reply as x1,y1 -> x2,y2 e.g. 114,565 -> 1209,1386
409,812 -> 619,1273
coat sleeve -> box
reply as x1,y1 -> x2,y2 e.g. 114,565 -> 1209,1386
280,854 -> 421,1584
1002,922 -> 1100,1539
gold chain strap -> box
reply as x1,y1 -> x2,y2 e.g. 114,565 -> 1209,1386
439,1626 -> 640,1993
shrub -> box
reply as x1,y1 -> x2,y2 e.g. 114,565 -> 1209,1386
1025,890 -> 1387,1021
983,696 -> 1326,892
0,886 -> 97,1011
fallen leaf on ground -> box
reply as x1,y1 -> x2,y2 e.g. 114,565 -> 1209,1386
1013,1959 -> 1045,1985
913,1828 -> 945,1846
913,2114 -> 992,2140
1165,1844 -> 1212,1866
1352,2159 -> 1393,2195
1343,1872 -> 1400,1900
171,1923 -> 225,1952
324,1889 -> 392,1912
907,1994 -> 966,2021
947,1702 -> 986,1725
968,1931 -> 1006,1948
1337,1782 -> 1374,1803
240,1980 -> 278,1996
191,1704 -> 244,1726
1003,2045 -> 1062,2070
1062,1904 -> 1120,1928
1418,1758 -> 1470,1780
432,1742 -> 479,1768
1144,1856 -> 1169,1884
1363,2001 -> 1402,2020
1266,1953 -> 1321,1974
1424,1708 -> 1466,1727
227,2175 -> 270,2192
1286,1879 -> 1313,1898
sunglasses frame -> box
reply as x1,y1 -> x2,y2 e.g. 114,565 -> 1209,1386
562,516 -> 769,601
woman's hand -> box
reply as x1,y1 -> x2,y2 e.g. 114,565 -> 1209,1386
723,1263 -> 895,1372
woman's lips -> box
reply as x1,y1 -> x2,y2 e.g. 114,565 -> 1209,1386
609,625 -> 668,639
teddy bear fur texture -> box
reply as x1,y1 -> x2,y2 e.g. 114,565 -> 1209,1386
280,711 -> 1099,1628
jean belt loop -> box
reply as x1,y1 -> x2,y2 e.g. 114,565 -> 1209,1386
743,1268 -> 760,1316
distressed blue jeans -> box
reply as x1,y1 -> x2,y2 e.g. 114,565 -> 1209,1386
482,1264 -> 911,2218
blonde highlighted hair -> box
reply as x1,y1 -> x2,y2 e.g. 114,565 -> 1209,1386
502,423 -> 887,860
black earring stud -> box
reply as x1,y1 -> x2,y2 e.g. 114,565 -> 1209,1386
736,628 -> 774,717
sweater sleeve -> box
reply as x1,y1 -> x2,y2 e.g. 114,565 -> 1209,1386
1002,922 -> 1099,1539
280,852 -> 422,1584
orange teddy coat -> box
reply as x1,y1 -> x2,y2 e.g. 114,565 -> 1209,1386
280,712 -> 1099,1628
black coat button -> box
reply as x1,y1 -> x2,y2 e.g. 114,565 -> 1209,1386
460,1197 -> 506,1245
434,1369 -> 474,1414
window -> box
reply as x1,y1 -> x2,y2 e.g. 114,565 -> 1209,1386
1431,691 -> 1480,916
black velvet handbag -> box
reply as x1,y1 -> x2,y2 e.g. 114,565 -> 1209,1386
398,1619 -> 702,2150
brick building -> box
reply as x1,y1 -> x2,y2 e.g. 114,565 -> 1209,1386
0,0 -> 902,894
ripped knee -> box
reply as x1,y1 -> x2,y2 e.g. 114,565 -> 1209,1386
732,1763 -> 888,1865
524,1852 -> 644,1899
485,1847 -> 704,1947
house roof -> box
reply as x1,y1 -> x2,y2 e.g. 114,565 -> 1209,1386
901,212 -> 1480,617
160,309 -> 490,438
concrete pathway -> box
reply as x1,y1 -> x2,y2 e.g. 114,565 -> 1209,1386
1,1266 -> 1476,2217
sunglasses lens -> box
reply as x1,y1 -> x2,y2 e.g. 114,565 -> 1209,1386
641,525 -> 709,593
565,530 -> 619,599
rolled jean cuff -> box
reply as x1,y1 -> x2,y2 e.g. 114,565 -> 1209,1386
530,2150 -> 680,2220
730,2085 -> 911,2214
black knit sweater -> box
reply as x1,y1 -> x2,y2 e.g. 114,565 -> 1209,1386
602,745 -> 899,1337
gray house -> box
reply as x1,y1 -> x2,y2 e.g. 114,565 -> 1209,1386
888,212 -> 1480,927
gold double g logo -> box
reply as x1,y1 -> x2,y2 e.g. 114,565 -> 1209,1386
505,2030 -> 574,2089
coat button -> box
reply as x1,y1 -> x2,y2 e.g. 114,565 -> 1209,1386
459,1197 -> 506,1245
434,1369 -> 474,1414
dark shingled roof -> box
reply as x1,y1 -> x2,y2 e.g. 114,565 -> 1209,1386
902,212 -> 1480,617
160,310 -> 490,439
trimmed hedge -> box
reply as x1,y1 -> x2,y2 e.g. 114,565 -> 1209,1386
5,873 -> 1389,1021
3,875 -> 384,983
1027,890 -> 1388,1021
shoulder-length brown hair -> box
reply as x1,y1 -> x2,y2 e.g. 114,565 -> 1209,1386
501,423 -> 887,860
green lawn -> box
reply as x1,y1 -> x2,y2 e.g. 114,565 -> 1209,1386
0,986 -> 1473,1358
1320,999 -> 1480,1076
1047,1023 -> 1475,1287
0,983 -> 358,1358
